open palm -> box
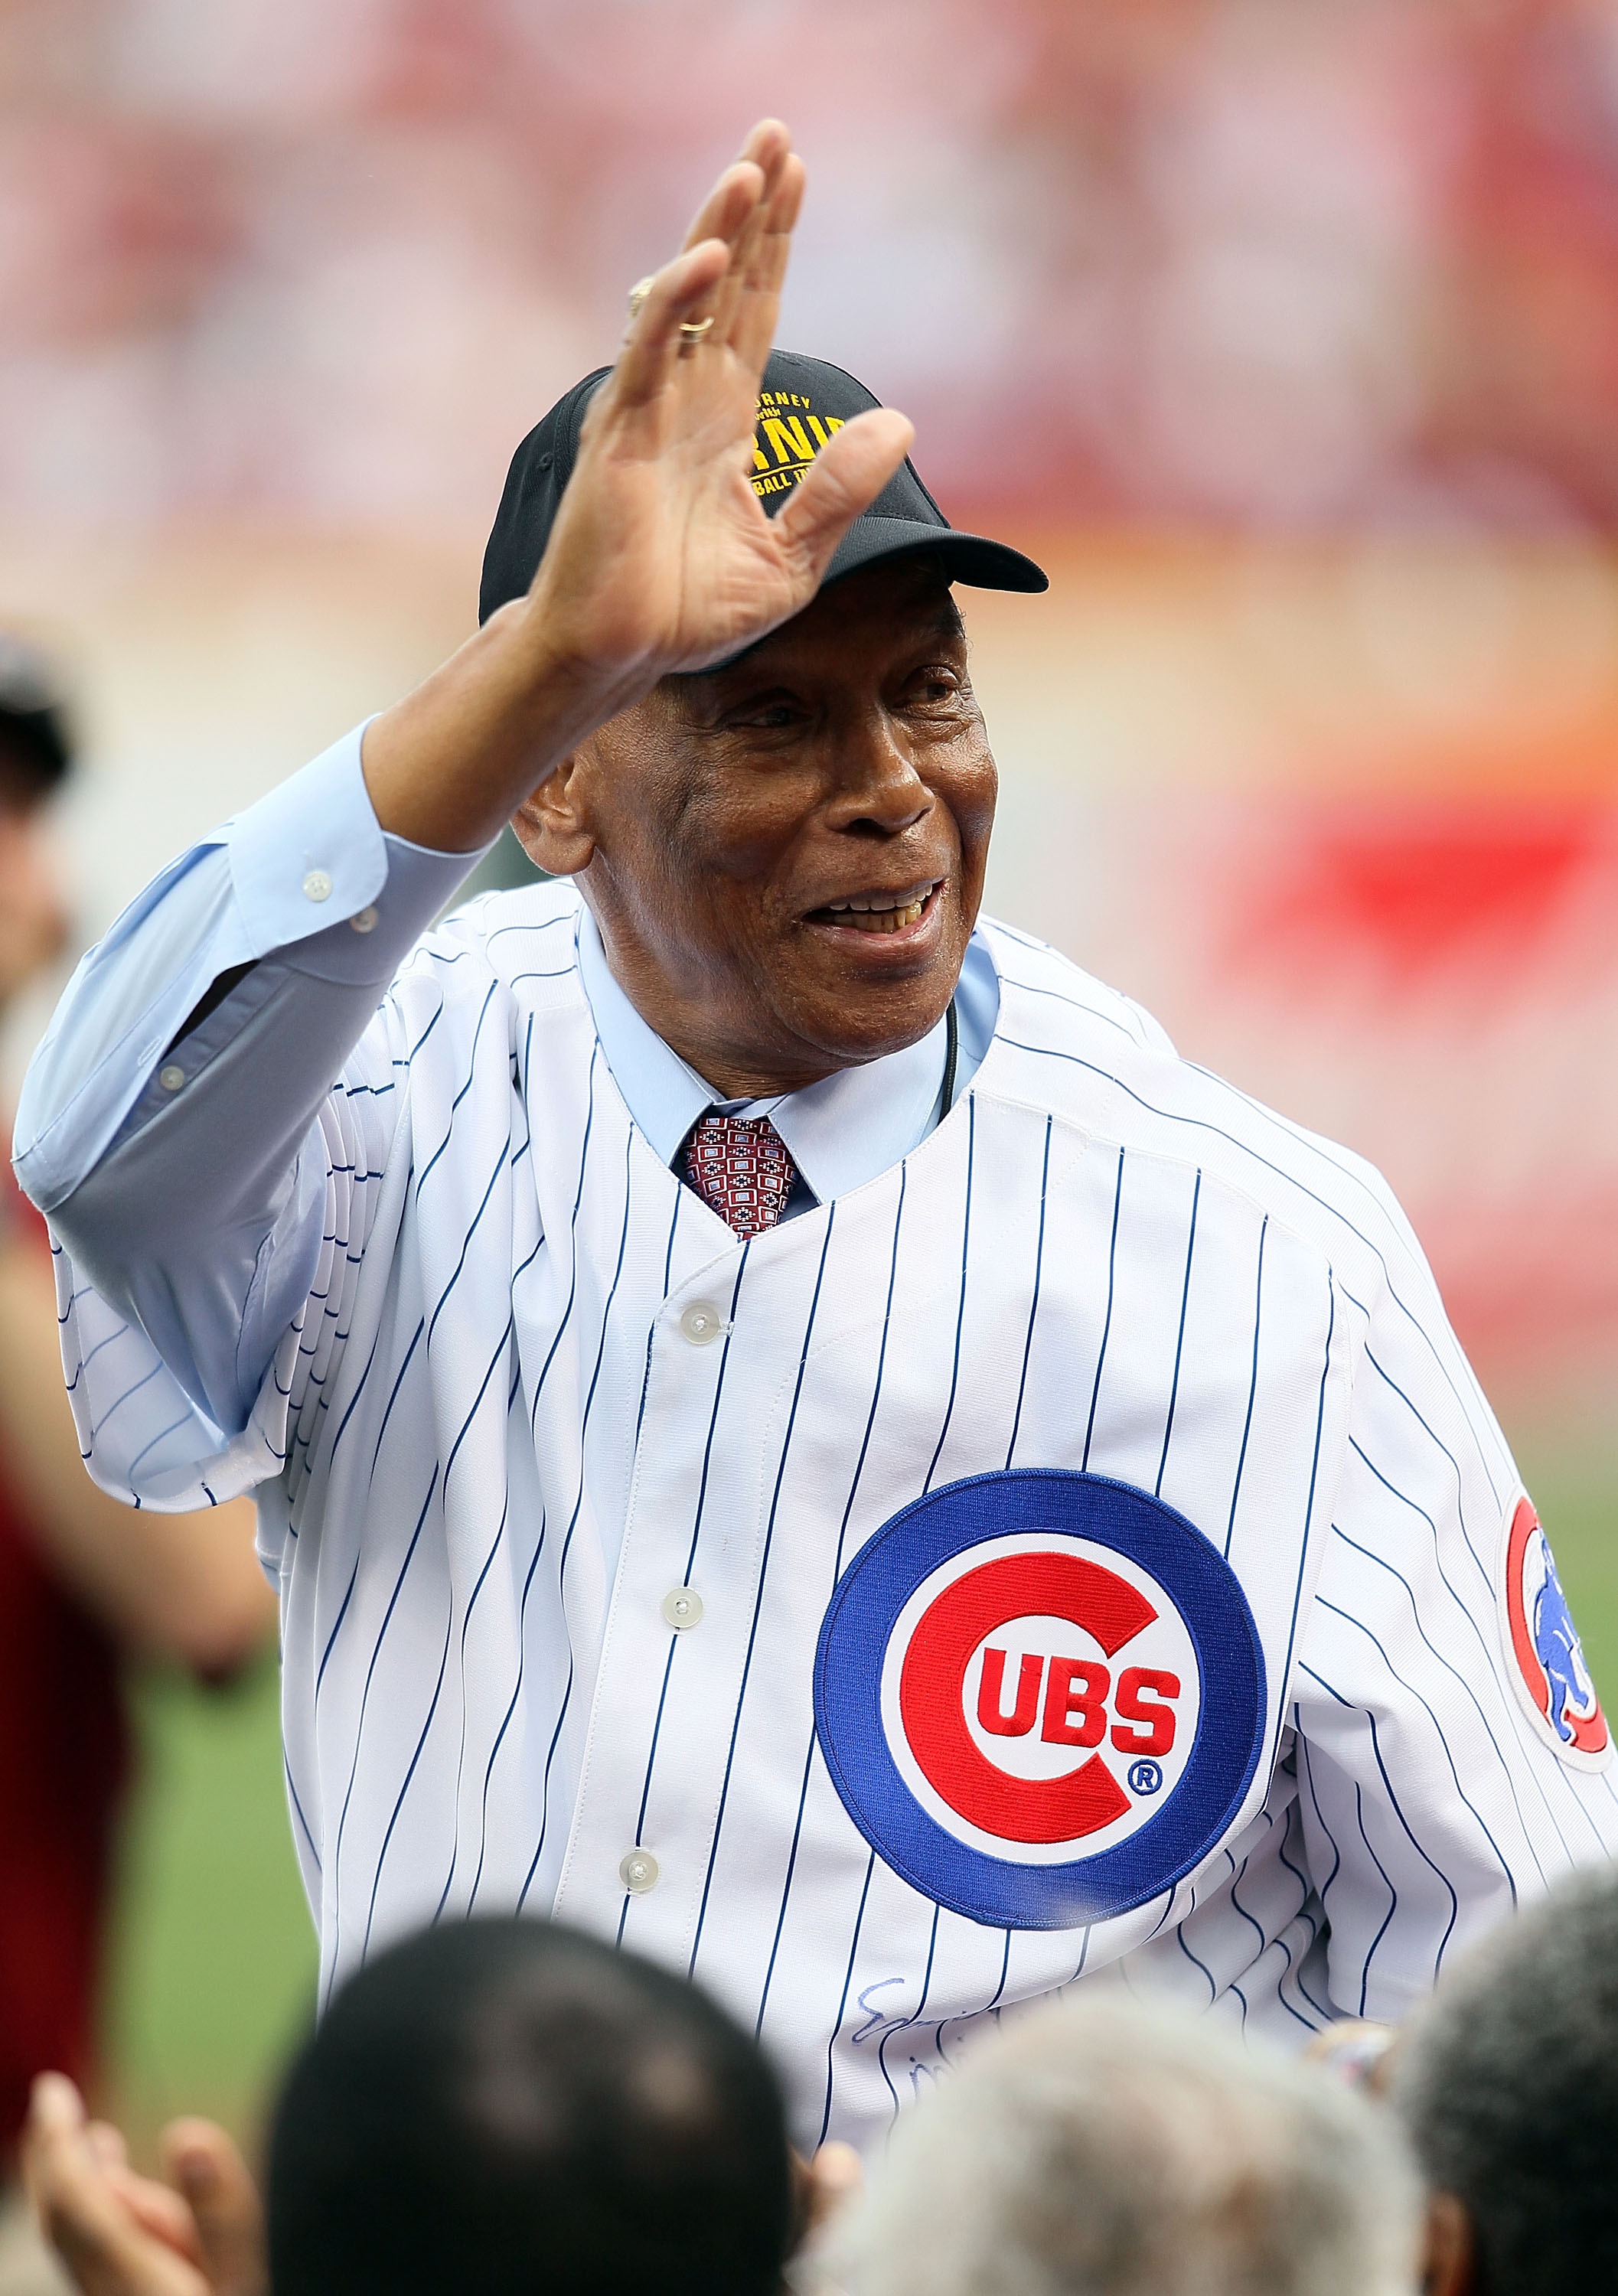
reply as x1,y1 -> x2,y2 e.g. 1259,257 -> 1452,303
529,121 -> 915,681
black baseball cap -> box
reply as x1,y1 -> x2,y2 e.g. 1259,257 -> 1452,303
479,348 -> 1047,627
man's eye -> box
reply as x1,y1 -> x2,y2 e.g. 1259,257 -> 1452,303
736,703 -> 799,729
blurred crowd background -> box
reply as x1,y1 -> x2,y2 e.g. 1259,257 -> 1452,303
2,0 -> 1617,2166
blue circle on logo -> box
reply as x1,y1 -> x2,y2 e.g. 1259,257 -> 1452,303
813,1469 -> 1267,1930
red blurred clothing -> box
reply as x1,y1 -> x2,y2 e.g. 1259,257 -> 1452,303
0,1165 -> 127,2161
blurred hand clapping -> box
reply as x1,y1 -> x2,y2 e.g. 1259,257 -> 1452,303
21,2075 -> 266,2296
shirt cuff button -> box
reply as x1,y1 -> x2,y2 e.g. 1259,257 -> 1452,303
302,869 -> 333,902
348,905 -> 379,934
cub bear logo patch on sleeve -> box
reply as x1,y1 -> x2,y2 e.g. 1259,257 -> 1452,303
1498,1492 -> 1610,1769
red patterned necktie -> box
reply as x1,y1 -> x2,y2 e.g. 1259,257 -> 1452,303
681,1112 -> 798,1240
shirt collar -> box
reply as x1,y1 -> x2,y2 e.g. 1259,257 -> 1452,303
574,903 -> 955,1205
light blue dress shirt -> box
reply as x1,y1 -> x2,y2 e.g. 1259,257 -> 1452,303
14,724 -> 994,1435
573,901 -> 994,1212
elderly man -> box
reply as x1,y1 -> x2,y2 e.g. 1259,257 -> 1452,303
15,123 -> 1616,2154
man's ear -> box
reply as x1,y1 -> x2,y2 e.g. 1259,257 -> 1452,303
1422,2191 -> 1476,2296
512,753 -> 595,876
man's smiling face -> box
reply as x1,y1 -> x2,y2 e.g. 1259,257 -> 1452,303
517,554 -> 997,1098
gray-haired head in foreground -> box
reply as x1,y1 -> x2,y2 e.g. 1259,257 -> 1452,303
843,1995 -> 1421,2296
1394,1866 -> 1618,2296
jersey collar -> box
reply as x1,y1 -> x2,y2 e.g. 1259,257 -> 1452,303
574,902 -> 995,1207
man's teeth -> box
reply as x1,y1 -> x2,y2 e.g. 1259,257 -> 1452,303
821,889 -> 933,933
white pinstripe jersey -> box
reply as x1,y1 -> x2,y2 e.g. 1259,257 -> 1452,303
53,882 -> 1618,2152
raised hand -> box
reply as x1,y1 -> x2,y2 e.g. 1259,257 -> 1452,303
533,119 -> 915,681
361,120 -> 915,853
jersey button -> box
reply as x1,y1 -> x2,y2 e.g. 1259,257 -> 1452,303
661,1587 -> 703,1631
619,1849 -> 659,1893
679,1301 -> 723,1345
302,869 -> 332,902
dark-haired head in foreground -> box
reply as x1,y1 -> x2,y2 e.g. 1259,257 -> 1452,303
268,1920 -> 794,2296
1394,1867 -> 1618,2296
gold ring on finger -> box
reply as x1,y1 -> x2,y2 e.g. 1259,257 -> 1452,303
627,276 -> 655,321
677,315 -> 716,352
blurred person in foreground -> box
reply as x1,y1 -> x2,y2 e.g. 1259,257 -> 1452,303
21,1919 -> 817,2296
1394,1866 -> 1618,2294
845,1994 -> 1421,2296
0,642 -> 272,2268
14,119 -> 1618,2159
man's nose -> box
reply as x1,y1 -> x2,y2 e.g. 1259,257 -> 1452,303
824,712 -> 931,836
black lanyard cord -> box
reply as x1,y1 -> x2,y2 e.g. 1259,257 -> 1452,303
941,996 -> 960,1120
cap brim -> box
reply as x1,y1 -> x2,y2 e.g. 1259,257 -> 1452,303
823,514 -> 1048,593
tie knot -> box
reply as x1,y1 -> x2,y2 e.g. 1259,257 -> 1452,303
682,1113 -> 798,1241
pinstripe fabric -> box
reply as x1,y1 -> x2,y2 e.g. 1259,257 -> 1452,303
47,885 -> 1618,2152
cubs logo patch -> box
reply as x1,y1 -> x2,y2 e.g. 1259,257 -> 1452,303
813,1469 -> 1268,1929
1498,1492 -> 1610,1769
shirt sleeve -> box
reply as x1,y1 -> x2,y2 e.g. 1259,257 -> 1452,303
12,724 -> 486,1507
1290,1189 -> 1618,2020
